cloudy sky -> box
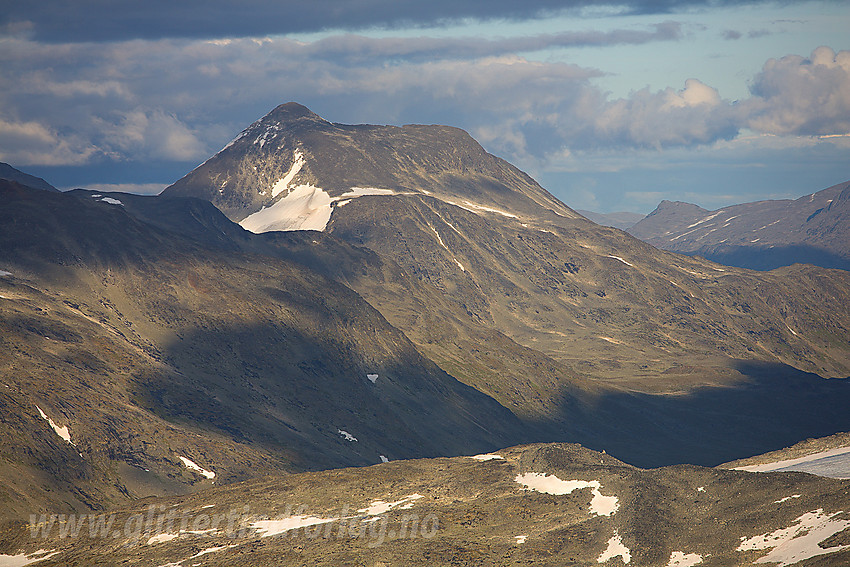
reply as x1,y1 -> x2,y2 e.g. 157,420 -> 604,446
2,0 -> 849,213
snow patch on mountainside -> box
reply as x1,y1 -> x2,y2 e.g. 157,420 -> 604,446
178,456 -> 215,479
338,187 -> 397,199
598,530 -> 631,563
35,405 -> 73,445
470,453 -> 504,461
607,255 -> 633,267
462,201 -> 518,218
357,494 -> 423,516
737,509 -> 850,565
667,551 -> 702,566
146,533 -> 179,545
0,550 -> 60,566
271,151 -> 305,197
338,429 -> 357,442
251,516 -> 335,538
241,184 -> 333,232
515,473 -> 619,516
775,495 -> 802,504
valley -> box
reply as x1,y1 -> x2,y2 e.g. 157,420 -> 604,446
1,104 -> 849,565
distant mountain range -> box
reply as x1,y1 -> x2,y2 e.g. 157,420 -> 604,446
628,180 -> 850,271
2,104 -> 850,564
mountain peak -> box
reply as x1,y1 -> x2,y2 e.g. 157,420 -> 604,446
164,103 -> 578,226
264,102 -> 328,124
654,199 -> 706,212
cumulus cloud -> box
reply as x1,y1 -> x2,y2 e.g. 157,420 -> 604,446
745,46 -> 850,136
99,109 -> 208,161
0,117 -> 97,165
3,30 -> 848,180
588,79 -> 739,149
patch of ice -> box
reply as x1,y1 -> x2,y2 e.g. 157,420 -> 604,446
667,551 -> 702,566
99,197 -> 123,206
35,405 -> 73,445
470,453 -> 504,461
0,270 -> 11,277
367,374 -> 378,384
515,473 -> 618,516
380,455 -> 389,463
271,150 -> 305,198
697,486 -> 705,492
338,429 -> 357,442
178,456 -> 215,479
454,259 -> 466,271
737,509 -> 850,565
358,494 -> 423,516
0,550 -> 60,567
598,530 -> 631,563
240,184 -> 332,233
251,515 -> 335,538
515,535 -> 527,545
146,533 -> 178,545
90,194 -> 102,198
775,495 -> 802,504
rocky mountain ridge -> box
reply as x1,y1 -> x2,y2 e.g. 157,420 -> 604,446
628,180 -> 850,270
0,162 -> 57,192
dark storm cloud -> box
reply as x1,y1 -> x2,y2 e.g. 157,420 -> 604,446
2,0 -> 775,42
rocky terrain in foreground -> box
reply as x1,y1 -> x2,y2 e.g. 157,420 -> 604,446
3,443 -> 849,566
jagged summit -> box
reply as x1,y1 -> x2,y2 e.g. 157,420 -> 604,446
162,103 -> 577,229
